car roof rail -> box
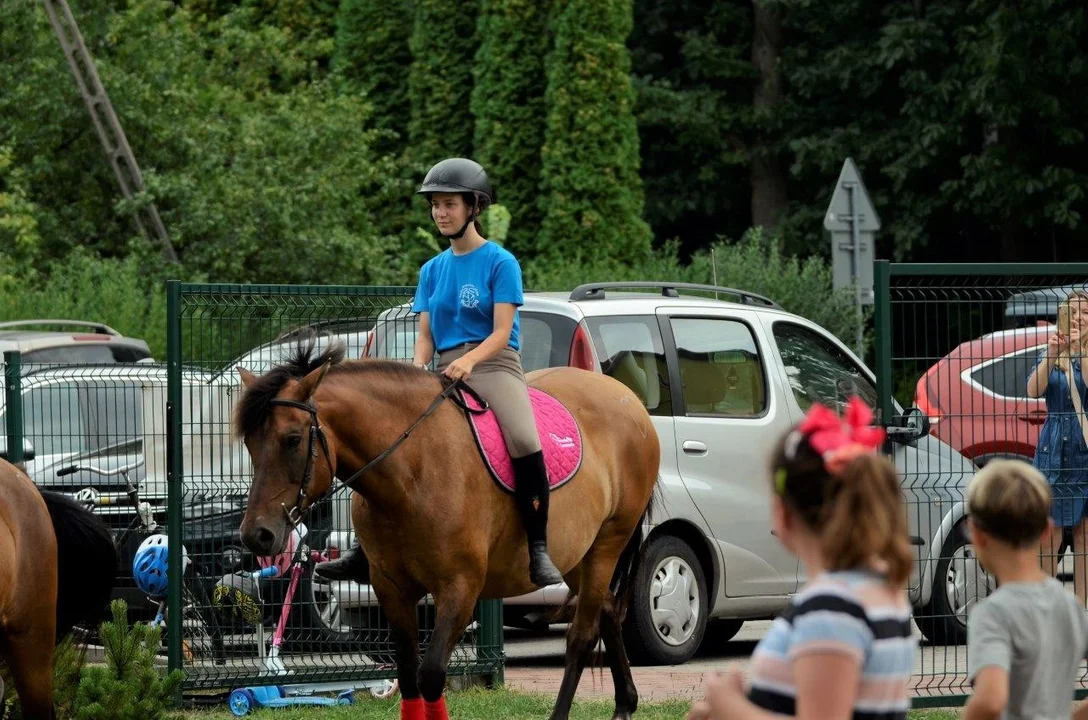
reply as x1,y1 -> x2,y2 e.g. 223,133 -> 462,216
0,319 -> 121,336
568,282 -> 781,308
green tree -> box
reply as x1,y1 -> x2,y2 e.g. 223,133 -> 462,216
0,146 -> 43,291
471,0 -> 549,256
333,0 -> 413,150
75,600 -> 184,720
536,0 -> 652,274
407,0 -> 479,166
629,0 -> 754,256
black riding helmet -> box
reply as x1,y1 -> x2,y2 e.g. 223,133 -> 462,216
416,158 -> 494,239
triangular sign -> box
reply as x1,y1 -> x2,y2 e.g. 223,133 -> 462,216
823,157 -> 881,233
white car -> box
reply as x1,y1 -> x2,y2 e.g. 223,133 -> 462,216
320,282 -> 979,664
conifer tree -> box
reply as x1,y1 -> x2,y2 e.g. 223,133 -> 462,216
332,0 -> 413,151
470,0 -> 549,255
407,0 -> 479,165
537,0 -> 652,270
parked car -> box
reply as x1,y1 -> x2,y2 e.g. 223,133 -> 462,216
321,281 -> 979,661
1005,284 -> 1088,328
914,325 -> 1052,467
0,363 -> 250,617
0,319 -> 152,367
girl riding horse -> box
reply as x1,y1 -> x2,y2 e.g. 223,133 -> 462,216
317,158 -> 562,588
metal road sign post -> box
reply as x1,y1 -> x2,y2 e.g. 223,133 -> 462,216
824,158 -> 880,358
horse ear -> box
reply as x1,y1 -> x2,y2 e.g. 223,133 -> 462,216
238,367 -> 258,389
297,361 -> 331,400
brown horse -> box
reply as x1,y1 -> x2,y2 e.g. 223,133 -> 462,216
0,458 -> 118,719
235,336 -> 659,720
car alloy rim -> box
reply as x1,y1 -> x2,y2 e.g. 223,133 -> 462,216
945,541 -> 996,625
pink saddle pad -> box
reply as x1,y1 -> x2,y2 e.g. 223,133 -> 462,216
460,387 -> 583,493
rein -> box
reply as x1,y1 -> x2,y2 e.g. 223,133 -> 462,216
267,376 -> 489,528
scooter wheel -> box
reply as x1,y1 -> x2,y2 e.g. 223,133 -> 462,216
369,678 -> 399,700
228,689 -> 254,716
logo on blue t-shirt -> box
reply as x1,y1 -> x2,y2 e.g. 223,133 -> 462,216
459,284 -> 481,309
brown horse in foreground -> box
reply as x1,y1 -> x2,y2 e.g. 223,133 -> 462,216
235,337 -> 660,720
0,458 -> 117,719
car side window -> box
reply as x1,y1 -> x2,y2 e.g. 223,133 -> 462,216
585,316 -> 672,416
670,318 -> 767,417
971,346 -> 1044,399
772,322 -> 877,413
83,382 -> 143,451
22,385 -> 87,457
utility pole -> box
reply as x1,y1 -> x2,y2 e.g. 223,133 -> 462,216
41,0 -> 179,264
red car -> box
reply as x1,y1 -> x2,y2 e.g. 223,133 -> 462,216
914,324 -> 1053,466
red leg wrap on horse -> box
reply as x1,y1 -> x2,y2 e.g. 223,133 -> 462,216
400,697 -> 424,720
424,697 -> 448,720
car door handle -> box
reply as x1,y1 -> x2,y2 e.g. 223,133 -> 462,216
1018,410 -> 1048,425
682,441 -> 708,455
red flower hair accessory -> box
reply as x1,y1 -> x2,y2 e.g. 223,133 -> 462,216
790,396 -> 886,477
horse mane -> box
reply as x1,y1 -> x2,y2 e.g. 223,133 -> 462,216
233,331 -> 432,439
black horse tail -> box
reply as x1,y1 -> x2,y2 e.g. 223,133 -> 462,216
40,490 -> 119,642
609,479 -> 659,622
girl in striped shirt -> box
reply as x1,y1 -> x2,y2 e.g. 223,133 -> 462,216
689,397 -> 918,720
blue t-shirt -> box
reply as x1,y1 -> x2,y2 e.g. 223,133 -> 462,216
410,241 -> 524,352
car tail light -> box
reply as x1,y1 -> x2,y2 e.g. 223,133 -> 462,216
568,322 -> 596,371
363,330 -> 374,358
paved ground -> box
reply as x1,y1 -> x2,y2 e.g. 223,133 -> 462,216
502,620 -> 1086,703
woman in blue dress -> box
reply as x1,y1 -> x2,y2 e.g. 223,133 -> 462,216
1027,289 -> 1088,607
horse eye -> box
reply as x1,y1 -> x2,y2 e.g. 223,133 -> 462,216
282,434 -> 302,449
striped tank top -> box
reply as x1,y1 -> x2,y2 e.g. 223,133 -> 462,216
747,569 -> 917,719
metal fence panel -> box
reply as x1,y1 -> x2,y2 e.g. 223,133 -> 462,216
164,281 -> 505,692
875,262 -> 1088,706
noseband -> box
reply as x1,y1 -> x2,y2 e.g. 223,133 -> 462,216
266,378 -> 488,528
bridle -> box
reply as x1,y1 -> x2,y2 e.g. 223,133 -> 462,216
265,378 -> 489,528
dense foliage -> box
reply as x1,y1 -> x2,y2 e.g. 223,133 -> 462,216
3,0 -> 1084,354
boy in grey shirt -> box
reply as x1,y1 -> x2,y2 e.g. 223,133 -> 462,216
963,459 -> 1088,720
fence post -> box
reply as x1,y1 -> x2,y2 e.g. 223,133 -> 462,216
873,260 -> 893,427
3,351 -> 24,469
165,280 -> 184,690
477,598 -> 505,686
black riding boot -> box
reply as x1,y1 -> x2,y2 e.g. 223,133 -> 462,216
512,451 -> 564,587
314,539 -> 367,582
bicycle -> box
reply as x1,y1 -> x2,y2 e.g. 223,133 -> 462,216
55,459 -> 226,665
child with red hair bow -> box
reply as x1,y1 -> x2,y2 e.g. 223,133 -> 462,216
689,397 -> 917,720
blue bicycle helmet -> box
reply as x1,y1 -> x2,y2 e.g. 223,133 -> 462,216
132,534 -> 188,599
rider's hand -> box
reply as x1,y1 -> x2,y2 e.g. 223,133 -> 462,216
442,356 -> 476,382
1048,331 -> 1070,359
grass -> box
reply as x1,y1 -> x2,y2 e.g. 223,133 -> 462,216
170,687 -> 962,719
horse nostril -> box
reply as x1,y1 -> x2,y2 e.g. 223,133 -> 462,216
255,526 -> 276,555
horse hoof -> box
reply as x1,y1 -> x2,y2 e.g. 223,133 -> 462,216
611,712 -> 632,720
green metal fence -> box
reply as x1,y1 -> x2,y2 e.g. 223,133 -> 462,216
1,351 -> 169,619
163,281 -> 505,693
874,262 -> 1088,706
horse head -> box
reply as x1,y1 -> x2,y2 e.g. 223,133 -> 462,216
234,336 -> 343,557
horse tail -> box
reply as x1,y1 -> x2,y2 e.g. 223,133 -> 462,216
40,490 -> 119,642
609,478 -> 659,621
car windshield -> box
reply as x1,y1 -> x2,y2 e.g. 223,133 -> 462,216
223,332 -> 370,380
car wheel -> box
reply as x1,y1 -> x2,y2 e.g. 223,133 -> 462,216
623,535 -> 708,666
915,520 -> 996,646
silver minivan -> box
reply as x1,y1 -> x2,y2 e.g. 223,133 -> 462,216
324,282 -> 980,664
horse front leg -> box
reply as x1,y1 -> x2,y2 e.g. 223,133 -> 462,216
372,576 -> 424,720
418,579 -> 482,720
